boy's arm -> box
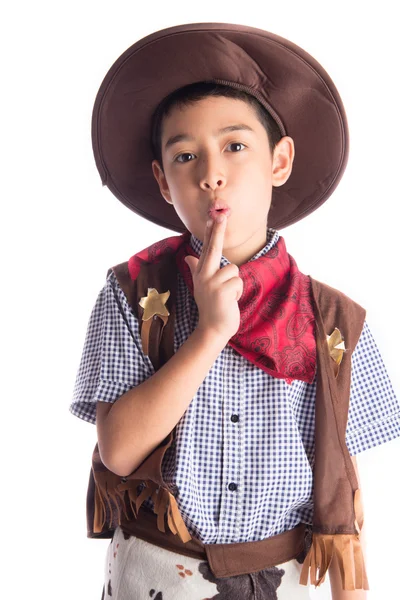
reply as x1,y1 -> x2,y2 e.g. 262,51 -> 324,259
97,213 -> 243,477
97,326 -> 228,475
328,456 -> 368,599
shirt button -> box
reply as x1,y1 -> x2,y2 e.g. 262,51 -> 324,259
228,482 -> 238,491
231,414 -> 239,423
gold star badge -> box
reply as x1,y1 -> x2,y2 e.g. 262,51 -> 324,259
139,288 -> 170,321
326,328 -> 346,376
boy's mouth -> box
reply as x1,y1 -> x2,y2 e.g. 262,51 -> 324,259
208,202 -> 231,220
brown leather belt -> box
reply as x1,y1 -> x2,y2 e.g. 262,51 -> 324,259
119,507 -> 307,578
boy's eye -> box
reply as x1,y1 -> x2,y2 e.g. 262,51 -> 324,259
176,153 -> 195,163
175,142 -> 246,163
227,142 -> 246,152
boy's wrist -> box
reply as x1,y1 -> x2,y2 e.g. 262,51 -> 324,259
192,325 -> 229,353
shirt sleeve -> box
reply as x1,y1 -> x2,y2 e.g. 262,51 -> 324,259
69,271 -> 155,424
345,321 -> 400,455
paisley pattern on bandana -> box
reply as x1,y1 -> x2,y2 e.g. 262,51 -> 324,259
128,232 -> 316,384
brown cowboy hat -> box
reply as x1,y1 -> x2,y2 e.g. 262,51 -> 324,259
92,22 -> 349,232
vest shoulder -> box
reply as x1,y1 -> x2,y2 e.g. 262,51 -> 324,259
105,261 -> 136,313
106,260 -> 129,280
309,277 -> 366,351
310,277 -> 364,310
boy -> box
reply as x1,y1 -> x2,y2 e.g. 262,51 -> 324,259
70,23 -> 399,599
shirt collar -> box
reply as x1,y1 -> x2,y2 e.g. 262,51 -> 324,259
189,228 -> 280,268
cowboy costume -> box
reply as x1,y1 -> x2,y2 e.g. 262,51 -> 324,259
70,22 -> 400,599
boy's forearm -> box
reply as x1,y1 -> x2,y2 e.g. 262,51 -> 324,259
103,327 -> 227,476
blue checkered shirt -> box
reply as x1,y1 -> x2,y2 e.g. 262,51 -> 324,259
70,229 -> 400,544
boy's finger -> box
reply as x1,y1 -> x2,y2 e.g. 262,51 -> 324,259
201,214 -> 227,276
197,219 -> 213,272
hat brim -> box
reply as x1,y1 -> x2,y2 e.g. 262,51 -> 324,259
92,22 -> 349,231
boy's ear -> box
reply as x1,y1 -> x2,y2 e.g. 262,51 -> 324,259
271,136 -> 295,188
152,160 -> 173,204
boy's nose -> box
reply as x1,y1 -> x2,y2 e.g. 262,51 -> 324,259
199,167 -> 226,191
200,177 -> 225,191
198,153 -> 227,191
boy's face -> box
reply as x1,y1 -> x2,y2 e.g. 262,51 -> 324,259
152,96 -> 294,265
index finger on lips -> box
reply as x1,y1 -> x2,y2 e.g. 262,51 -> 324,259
197,218 -> 213,272
201,214 -> 227,277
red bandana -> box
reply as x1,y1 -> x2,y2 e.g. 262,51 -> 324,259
128,232 -> 316,384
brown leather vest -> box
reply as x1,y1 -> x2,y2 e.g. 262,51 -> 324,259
85,254 -> 369,590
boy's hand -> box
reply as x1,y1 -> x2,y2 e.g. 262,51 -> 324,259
185,215 -> 243,342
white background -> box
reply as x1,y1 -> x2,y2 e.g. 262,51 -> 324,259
2,1 -> 399,598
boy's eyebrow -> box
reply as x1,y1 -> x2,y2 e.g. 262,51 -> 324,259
164,124 -> 255,150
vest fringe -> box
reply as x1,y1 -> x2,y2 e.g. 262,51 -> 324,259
92,470 -> 130,533
299,533 -> 369,590
92,471 -> 192,543
148,483 -> 192,543
168,493 -> 192,542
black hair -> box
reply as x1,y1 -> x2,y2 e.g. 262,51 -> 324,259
150,82 -> 282,171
